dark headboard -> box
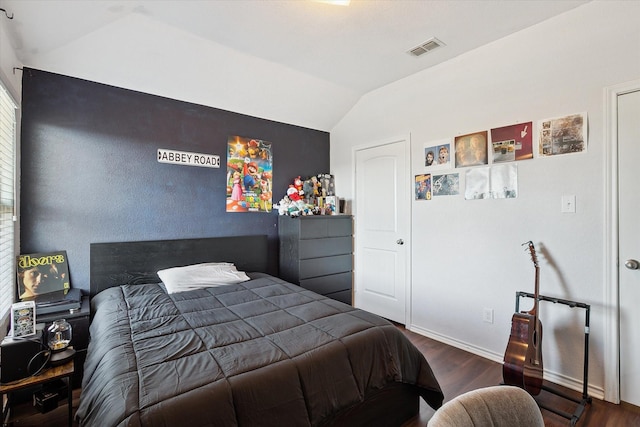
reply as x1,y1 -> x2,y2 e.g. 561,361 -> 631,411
90,235 -> 268,298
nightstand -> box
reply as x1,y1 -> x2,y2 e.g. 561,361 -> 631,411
37,296 -> 90,388
0,359 -> 74,427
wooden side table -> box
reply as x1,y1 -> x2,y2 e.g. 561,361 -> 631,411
0,359 -> 74,427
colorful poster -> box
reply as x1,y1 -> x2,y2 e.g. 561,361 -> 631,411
11,301 -> 36,337
226,136 -> 273,212
415,174 -> 432,200
490,121 -> 533,162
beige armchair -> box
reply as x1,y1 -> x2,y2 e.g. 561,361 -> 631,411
427,386 -> 544,427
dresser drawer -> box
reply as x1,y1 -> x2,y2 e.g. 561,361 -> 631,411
325,289 -> 352,305
300,271 -> 352,295
298,216 -> 352,239
299,254 -> 352,279
299,236 -> 352,259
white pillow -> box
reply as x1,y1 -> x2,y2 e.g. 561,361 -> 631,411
158,262 -> 250,294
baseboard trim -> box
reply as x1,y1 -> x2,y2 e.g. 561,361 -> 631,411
407,324 -> 604,401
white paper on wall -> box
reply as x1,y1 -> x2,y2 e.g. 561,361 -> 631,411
465,164 -> 517,200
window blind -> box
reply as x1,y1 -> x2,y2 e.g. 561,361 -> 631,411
0,81 -> 17,326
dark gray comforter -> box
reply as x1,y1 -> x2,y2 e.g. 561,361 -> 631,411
76,274 -> 443,426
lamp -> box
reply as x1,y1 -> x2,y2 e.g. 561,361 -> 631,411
47,319 -> 76,366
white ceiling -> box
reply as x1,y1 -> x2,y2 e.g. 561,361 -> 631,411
0,0 -> 590,131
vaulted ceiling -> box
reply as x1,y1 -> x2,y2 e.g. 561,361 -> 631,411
0,0 -> 589,131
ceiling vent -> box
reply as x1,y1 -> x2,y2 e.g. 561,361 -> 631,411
408,37 -> 444,57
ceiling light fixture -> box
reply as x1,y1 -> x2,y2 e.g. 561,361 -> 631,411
313,0 -> 351,6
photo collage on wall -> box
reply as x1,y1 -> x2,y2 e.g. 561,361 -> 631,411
415,112 -> 587,201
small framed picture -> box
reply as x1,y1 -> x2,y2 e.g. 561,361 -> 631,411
325,196 -> 338,214
11,300 -> 36,337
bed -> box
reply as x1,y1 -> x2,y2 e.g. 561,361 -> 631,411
76,235 -> 443,426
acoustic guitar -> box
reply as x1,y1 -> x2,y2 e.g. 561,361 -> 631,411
503,241 -> 543,395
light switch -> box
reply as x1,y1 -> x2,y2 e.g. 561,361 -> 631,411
561,195 -> 576,213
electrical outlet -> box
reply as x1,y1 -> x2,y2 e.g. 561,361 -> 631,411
483,308 -> 494,324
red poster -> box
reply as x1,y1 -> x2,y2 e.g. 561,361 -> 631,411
490,122 -> 533,162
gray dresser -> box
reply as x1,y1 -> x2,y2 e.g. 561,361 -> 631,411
278,215 -> 353,304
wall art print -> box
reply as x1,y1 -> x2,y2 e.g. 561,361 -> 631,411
538,112 -> 587,156
464,164 -> 518,200
424,139 -> 451,169
490,121 -> 533,163
11,301 -> 36,337
455,131 -> 488,168
415,174 -> 432,200
226,136 -> 273,212
17,251 -> 70,300
432,173 -> 460,196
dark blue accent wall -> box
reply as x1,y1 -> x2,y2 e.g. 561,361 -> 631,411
20,68 -> 330,292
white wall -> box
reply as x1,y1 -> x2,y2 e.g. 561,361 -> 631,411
331,1 -> 640,399
11,12 -> 355,132
0,17 -> 21,103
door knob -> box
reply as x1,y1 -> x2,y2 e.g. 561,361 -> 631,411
625,259 -> 639,270
396,239 -> 404,245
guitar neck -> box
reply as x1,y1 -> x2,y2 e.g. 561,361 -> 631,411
524,241 -> 540,319
529,264 -> 540,317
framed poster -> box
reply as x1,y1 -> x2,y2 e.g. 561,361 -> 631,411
11,301 -> 36,337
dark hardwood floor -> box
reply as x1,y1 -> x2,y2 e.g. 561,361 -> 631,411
398,327 -> 640,427
6,326 -> 640,426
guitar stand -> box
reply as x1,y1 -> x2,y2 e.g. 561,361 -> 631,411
514,291 -> 592,426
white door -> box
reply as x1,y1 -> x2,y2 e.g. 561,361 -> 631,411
354,136 -> 410,324
619,88 -> 640,407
